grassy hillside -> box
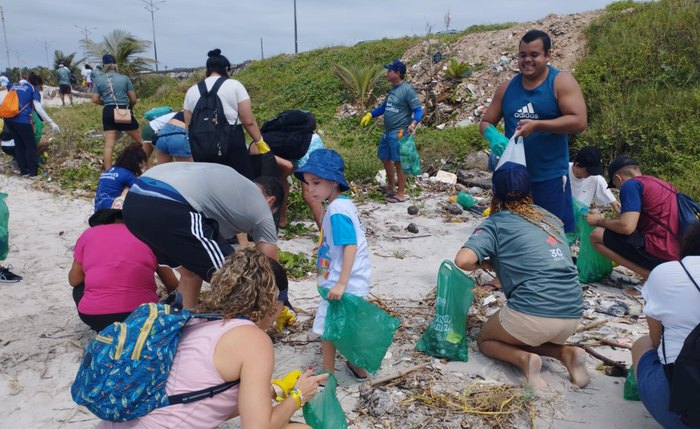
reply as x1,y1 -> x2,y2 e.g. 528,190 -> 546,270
42,2 -> 699,202
574,0 -> 700,197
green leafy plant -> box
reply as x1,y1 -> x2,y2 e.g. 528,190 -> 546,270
281,222 -> 314,240
444,59 -> 472,80
278,251 -> 316,279
333,64 -> 387,111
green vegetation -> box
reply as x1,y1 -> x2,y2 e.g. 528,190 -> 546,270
37,3 -> 699,205
333,64 -> 387,111
81,29 -> 154,76
278,250 -> 316,279
574,0 -> 700,197
445,59 -> 472,80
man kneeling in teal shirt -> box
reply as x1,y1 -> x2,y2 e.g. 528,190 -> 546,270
454,162 -> 589,390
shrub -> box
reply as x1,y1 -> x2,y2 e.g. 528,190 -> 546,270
445,59 -> 472,80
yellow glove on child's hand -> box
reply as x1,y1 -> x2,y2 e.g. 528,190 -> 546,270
271,369 -> 302,401
360,112 -> 372,127
256,139 -> 271,154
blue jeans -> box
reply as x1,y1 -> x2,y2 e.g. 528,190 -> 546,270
637,349 -> 692,429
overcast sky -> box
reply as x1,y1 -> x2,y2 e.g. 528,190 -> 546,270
7,0 -> 616,70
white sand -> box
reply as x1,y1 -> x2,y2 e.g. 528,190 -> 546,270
0,174 -> 660,428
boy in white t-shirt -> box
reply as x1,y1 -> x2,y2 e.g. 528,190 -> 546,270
569,146 -> 620,212
295,149 -> 372,381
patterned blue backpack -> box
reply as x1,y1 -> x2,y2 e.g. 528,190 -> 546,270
71,293 -> 238,422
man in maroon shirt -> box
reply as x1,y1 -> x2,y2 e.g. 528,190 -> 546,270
585,156 -> 679,279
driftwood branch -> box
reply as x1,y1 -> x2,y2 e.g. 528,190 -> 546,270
575,319 -> 607,333
391,234 -> 432,240
369,362 -> 433,387
592,336 -> 632,349
575,344 -> 628,372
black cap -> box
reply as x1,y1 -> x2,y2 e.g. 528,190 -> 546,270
607,155 -> 638,188
88,209 -> 123,227
572,147 -> 603,176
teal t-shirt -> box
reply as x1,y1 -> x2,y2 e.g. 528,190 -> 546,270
92,72 -> 134,106
383,81 -> 421,133
56,67 -> 71,85
464,207 -> 583,319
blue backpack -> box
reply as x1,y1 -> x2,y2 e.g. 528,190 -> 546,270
71,294 -> 238,422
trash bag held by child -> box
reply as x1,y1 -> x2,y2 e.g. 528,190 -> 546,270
320,288 -> 400,373
302,372 -> 347,429
416,260 -> 475,362
574,199 -> 613,283
0,193 -> 8,260
399,134 -> 421,176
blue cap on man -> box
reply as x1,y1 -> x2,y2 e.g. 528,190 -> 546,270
384,59 -> 406,75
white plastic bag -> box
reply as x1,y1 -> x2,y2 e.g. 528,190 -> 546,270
495,136 -> 526,170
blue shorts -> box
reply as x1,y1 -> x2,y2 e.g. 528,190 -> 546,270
637,349 -> 691,429
155,123 -> 190,158
531,176 -> 575,233
377,130 -> 402,162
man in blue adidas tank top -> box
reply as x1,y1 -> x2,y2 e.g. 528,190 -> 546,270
481,30 -> 587,233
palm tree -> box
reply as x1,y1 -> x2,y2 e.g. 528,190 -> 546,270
334,64 -> 387,111
81,29 -> 153,77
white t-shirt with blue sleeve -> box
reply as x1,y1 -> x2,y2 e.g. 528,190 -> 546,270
316,196 -> 371,294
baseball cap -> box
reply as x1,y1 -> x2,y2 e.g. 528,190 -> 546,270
492,162 -> 531,202
384,59 -> 406,75
572,147 -> 603,176
607,155 -> 638,188
294,149 -> 350,192
102,54 -> 116,65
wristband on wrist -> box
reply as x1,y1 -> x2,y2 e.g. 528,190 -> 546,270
287,387 -> 304,409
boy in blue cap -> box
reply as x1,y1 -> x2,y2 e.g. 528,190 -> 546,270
295,149 -> 372,380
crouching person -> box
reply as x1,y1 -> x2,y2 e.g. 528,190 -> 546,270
454,162 -> 589,390
97,249 -> 328,428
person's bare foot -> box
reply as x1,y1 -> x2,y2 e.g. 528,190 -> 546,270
523,353 -> 548,390
562,346 -> 590,388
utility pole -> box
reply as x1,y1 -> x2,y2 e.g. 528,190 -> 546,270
36,39 -> 53,69
293,0 -> 298,54
74,24 -> 97,44
1,6 -> 10,70
143,0 -> 165,72
260,38 -> 264,60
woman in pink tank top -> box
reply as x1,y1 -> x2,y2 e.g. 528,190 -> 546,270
98,249 -> 328,429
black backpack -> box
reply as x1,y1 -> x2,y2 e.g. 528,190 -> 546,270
260,110 -> 316,160
189,77 -> 235,163
662,260 -> 700,427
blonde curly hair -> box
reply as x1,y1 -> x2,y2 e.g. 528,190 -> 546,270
196,248 -> 277,322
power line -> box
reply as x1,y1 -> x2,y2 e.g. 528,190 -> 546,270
1,6 -> 10,70
143,0 -> 165,72
36,39 -> 53,69
74,24 -> 97,44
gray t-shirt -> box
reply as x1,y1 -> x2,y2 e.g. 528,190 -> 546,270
464,207 -> 583,319
142,163 -> 277,244
92,71 -> 134,106
383,81 -> 421,133
56,67 -> 71,85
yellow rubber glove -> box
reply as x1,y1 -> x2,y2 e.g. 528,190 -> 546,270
271,369 -> 302,402
275,306 -> 295,332
360,112 -> 372,127
256,139 -> 271,154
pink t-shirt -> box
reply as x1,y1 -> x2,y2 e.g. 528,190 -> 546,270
97,318 -> 252,429
74,224 -> 158,314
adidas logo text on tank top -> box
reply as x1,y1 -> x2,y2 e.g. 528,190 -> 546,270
513,102 -> 539,119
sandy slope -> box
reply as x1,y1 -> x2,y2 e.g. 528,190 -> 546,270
0,173 -> 661,428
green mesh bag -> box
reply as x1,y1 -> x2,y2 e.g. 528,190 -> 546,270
574,199 -> 613,283
399,135 -> 421,176
302,373 -> 347,429
416,260 -> 475,361
320,289 -> 400,373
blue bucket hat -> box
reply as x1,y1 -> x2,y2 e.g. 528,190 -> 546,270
492,162 -> 531,202
294,149 -> 349,192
